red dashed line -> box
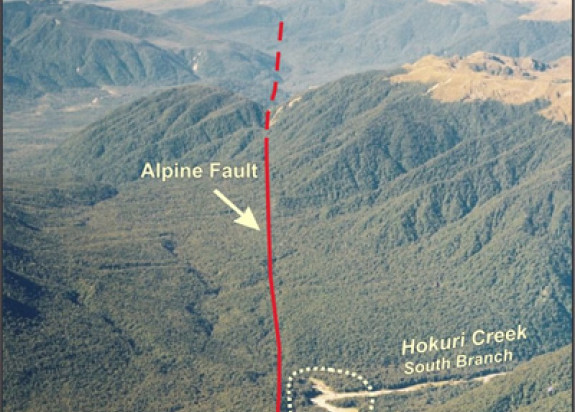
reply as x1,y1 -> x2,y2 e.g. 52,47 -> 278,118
275,51 -> 282,71
270,81 -> 279,101
265,110 -> 271,130
278,21 -> 284,41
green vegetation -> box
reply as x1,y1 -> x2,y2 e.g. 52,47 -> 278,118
47,84 -> 265,183
331,382 -> 477,412
3,69 -> 572,411
316,345 -> 571,411
429,345 -> 572,412
6,0 -> 570,104
3,1 -> 196,96
165,0 -> 571,86
454,20 -> 573,62
3,177 -> 274,411
3,1 -> 282,102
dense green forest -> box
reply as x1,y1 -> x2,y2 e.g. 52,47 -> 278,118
320,344 -> 571,411
429,345 -> 572,412
3,69 -> 571,410
3,1 -> 282,102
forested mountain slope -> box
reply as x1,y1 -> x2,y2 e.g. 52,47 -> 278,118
4,61 -> 570,410
3,0 -> 282,101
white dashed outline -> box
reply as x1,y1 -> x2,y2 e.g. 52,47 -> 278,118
286,366 -> 376,411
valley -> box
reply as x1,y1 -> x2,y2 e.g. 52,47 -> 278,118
309,372 -> 506,412
2,1 -> 572,411
4,73 -> 572,410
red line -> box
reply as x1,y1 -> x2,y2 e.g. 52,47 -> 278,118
265,137 -> 282,412
265,110 -> 271,130
270,81 -> 278,101
275,52 -> 281,71
278,21 -> 284,41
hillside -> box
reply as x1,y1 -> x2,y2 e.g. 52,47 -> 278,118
3,0 -> 282,101
6,0 -> 569,99
163,0 -> 572,89
391,52 -> 572,124
326,344 -> 572,411
517,0 -> 572,22
428,344 -> 572,411
3,1 -> 197,96
266,71 -> 572,385
47,85 -> 265,183
3,178 -> 274,412
4,61 -> 571,411
67,0 -> 213,13
70,0 -> 572,22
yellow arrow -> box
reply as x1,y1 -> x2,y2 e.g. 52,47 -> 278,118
213,189 -> 260,231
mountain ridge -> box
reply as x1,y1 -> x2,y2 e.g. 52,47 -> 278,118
3,0 -> 283,101
162,0 -> 571,92
391,52 -> 572,124
4,67 -> 572,410
429,0 -> 572,22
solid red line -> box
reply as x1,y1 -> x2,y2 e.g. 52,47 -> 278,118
278,21 -> 284,41
264,137 -> 282,412
270,81 -> 278,101
265,110 -> 271,130
275,52 -> 281,71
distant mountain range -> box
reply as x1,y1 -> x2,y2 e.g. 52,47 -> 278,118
69,0 -> 573,23
4,0 -> 571,99
429,0 -> 571,22
3,1 -> 195,95
162,0 -> 572,89
3,0 -> 282,101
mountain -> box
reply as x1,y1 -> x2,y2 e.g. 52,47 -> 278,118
265,70 -> 571,386
47,85 -> 265,183
66,0 -> 213,13
163,0 -> 572,90
3,0 -> 282,101
451,19 -> 573,62
391,52 -> 572,124
431,0 -> 572,22
514,0 -> 572,22
5,55 -> 571,410
71,0 -> 573,22
176,39 -> 284,103
7,0 -> 569,100
3,0 -> 197,96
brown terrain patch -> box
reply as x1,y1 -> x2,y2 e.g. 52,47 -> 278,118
391,52 -> 572,124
